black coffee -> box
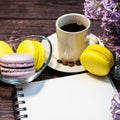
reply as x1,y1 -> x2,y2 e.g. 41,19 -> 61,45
60,23 -> 86,32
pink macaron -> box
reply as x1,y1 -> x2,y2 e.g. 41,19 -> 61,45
0,53 -> 35,78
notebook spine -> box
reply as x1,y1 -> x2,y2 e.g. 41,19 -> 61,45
12,88 -> 28,120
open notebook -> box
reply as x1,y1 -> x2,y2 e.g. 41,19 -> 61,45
14,73 -> 117,120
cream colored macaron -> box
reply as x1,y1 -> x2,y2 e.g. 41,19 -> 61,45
17,40 -> 45,71
0,41 -> 14,58
80,44 -> 114,76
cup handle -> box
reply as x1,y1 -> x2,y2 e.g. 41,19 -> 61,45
86,33 -> 100,45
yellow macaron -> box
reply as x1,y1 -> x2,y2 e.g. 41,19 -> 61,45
31,40 -> 45,70
0,41 -> 14,58
16,40 -> 45,71
80,44 -> 114,76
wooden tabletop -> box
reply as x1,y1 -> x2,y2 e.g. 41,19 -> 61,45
0,0 -> 120,120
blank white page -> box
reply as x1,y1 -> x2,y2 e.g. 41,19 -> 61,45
16,73 -> 116,120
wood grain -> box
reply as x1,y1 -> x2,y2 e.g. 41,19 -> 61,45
0,0 -> 84,19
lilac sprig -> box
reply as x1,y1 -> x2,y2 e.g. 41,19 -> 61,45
84,0 -> 120,19
101,9 -> 120,46
111,93 -> 120,120
102,0 -> 118,11
84,0 -> 104,20
101,0 -> 120,54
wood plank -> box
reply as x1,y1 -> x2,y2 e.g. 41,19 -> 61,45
0,19 -> 103,41
0,0 -> 84,19
0,20 -> 55,40
0,85 -> 15,120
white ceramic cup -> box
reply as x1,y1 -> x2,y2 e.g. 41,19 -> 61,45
56,13 -> 98,62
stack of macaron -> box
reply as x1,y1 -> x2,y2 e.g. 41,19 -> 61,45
0,53 -> 35,78
17,40 -> 45,71
0,39 -> 45,79
80,44 -> 114,76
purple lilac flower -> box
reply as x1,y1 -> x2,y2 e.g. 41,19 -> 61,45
111,93 -> 120,120
84,0 -> 120,20
84,0 -> 104,20
101,10 -> 120,40
102,0 -> 117,11
101,1 -> 120,54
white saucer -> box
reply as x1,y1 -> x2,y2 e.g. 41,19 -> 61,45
45,33 -> 101,73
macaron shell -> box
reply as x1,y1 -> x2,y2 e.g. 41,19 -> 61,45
85,44 -> 114,67
30,41 -> 40,70
80,51 -> 111,76
17,40 -> 36,66
83,49 -> 112,68
38,42 -> 45,69
0,53 -> 34,68
17,40 -> 35,56
32,41 -> 45,71
0,41 -> 14,58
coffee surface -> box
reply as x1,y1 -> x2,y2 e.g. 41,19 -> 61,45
61,23 -> 86,32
